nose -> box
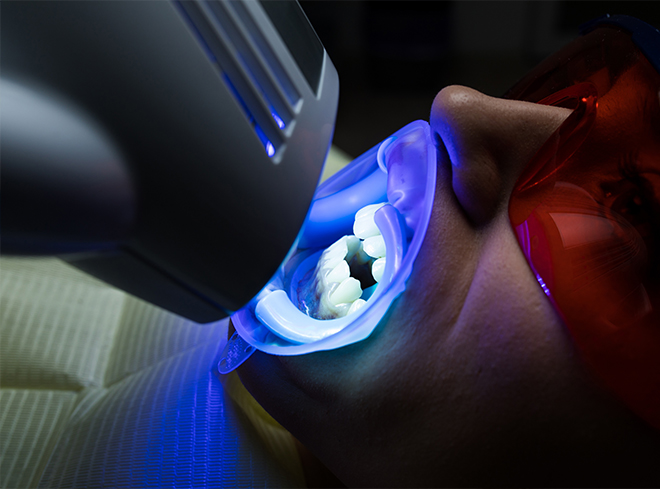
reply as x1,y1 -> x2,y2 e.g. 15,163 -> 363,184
430,86 -> 571,225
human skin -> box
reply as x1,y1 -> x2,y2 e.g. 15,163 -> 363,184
236,86 -> 660,487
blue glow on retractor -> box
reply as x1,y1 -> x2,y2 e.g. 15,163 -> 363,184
229,120 -> 438,358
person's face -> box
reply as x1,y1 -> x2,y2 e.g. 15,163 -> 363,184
236,86 -> 660,487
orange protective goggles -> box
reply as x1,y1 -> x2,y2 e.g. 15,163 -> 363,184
505,15 -> 660,429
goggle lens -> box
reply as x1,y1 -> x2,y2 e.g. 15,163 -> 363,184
506,25 -> 660,428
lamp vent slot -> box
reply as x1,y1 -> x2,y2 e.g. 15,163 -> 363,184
175,0 -> 301,158
227,1 -> 301,107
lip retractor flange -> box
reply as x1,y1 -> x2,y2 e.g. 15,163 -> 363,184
219,120 -> 437,373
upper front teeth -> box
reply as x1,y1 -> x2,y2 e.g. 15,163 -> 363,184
305,202 -> 388,320
353,203 -> 386,239
363,235 -> 386,258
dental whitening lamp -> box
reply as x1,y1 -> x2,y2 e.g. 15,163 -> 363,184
2,0 -> 436,362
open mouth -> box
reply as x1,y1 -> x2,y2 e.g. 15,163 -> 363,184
225,120 -> 436,362
298,203 -> 387,319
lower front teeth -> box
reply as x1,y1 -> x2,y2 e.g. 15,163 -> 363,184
326,260 -> 350,284
300,203 -> 388,320
347,298 -> 367,315
330,277 -> 362,305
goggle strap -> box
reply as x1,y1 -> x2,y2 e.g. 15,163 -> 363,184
580,15 -> 660,74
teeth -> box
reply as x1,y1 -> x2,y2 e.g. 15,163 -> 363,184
329,277 -> 362,306
353,203 -> 386,239
372,257 -> 386,283
319,235 -> 357,271
347,298 -> 366,315
363,235 -> 386,259
324,260 -> 349,285
345,235 -> 362,255
304,203 -> 390,320
322,247 -> 345,269
322,237 -> 348,266
332,302 -> 352,317
355,202 -> 386,221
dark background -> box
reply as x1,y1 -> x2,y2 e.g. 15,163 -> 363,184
298,1 -> 660,157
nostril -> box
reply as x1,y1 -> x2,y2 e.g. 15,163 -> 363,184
433,131 -> 456,199
433,131 -> 451,167
432,109 -> 503,224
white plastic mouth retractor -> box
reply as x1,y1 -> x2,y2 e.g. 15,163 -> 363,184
254,202 -> 406,344
218,120 -> 437,373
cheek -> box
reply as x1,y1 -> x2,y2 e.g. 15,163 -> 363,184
445,218 -> 580,415
359,213 -> 567,414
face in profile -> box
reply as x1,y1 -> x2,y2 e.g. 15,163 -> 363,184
235,85 -> 660,487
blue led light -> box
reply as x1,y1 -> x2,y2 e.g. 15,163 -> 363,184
271,111 -> 285,129
254,125 -> 275,157
219,74 -> 278,158
174,1 -> 284,160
